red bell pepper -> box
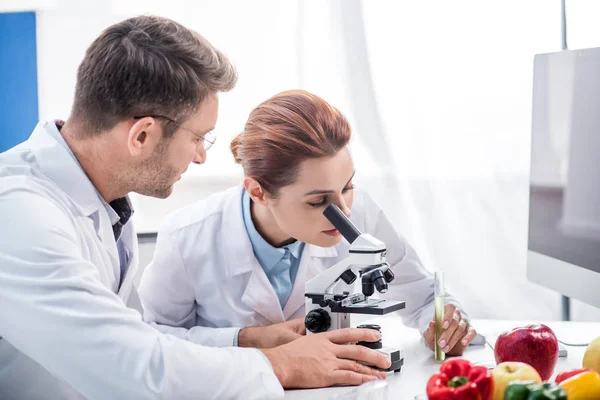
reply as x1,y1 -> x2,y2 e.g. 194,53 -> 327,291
426,358 -> 494,400
554,368 -> 591,384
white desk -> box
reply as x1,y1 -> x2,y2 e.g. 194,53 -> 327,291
284,317 -> 599,400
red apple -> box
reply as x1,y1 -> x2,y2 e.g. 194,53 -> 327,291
494,323 -> 559,381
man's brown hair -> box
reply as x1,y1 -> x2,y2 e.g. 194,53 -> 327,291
71,15 -> 236,137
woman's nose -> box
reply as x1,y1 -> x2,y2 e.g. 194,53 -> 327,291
336,198 -> 352,218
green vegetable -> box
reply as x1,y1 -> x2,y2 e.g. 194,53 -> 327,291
504,380 -> 567,400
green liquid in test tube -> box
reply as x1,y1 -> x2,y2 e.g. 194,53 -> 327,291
434,271 -> 445,363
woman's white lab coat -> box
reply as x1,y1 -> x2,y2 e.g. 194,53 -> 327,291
139,185 -> 465,347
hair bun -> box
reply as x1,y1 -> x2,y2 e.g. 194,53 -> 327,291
230,133 -> 243,164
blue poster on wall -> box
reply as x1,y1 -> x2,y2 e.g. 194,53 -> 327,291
0,12 -> 39,152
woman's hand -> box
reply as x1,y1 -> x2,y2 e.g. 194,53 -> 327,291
422,304 -> 476,356
238,318 -> 306,348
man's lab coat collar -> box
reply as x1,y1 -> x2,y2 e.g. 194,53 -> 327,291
29,120 -> 108,218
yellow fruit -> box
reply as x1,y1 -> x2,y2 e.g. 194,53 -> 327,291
559,370 -> 600,399
491,362 -> 542,400
583,336 -> 600,374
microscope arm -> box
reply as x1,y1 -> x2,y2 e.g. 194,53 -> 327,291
305,234 -> 387,295
305,257 -> 354,295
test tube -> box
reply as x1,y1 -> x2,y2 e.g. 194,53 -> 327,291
434,271 -> 445,363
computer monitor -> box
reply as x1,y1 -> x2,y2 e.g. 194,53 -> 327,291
527,47 -> 600,309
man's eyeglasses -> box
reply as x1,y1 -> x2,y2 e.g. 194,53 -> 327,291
133,115 -> 216,150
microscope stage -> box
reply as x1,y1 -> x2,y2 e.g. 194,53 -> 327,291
330,299 -> 406,315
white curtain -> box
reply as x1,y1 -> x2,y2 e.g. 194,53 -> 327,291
40,0 -> 600,320
294,0 -> 600,321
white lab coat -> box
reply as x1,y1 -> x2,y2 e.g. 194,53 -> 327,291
139,185 -> 465,348
0,121 -> 283,400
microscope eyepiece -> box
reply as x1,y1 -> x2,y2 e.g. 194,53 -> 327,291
323,204 -> 362,244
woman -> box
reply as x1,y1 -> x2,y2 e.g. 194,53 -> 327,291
138,90 -> 477,355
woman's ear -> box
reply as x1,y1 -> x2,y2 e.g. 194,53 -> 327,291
244,177 -> 269,205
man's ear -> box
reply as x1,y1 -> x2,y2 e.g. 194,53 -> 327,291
127,117 -> 162,157
244,177 -> 268,205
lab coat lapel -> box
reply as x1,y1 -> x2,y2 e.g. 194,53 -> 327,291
241,259 -> 286,324
92,208 -> 120,269
116,222 -> 139,301
221,186 -> 284,324
29,121 -> 120,270
282,244 -> 338,320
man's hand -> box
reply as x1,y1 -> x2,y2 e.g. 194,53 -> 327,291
423,304 -> 477,356
261,328 -> 390,389
238,318 -> 306,348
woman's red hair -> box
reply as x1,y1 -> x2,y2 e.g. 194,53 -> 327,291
230,90 -> 351,196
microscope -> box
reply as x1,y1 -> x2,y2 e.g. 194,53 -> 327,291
304,204 -> 405,373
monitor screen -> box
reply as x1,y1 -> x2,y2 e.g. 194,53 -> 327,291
528,48 -> 600,308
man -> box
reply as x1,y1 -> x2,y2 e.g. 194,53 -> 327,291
0,16 -> 390,400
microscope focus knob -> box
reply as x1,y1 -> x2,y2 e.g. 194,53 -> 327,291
304,309 -> 331,333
